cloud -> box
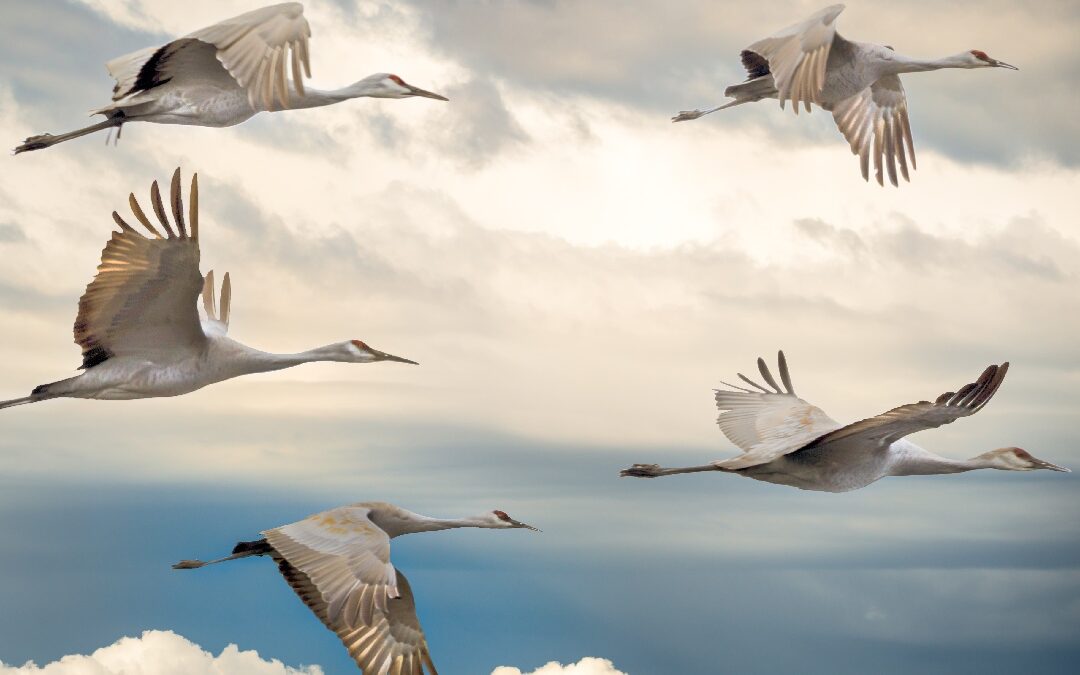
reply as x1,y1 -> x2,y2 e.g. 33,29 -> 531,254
794,218 -> 867,258
492,658 -> 627,675
0,222 -> 26,243
430,78 -> 529,169
795,214 -> 1069,281
0,630 -> 322,675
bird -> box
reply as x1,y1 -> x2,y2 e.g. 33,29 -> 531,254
173,501 -> 539,675
0,168 -> 417,410
14,2 -> 448,154
670,4 -> 1018,186
621,351 -> 1069,492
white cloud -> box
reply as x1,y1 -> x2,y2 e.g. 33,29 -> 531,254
0,630 -> 322,675
493,657 -> 627,675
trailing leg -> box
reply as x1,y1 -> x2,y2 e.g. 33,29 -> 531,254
15,115 -> 124,154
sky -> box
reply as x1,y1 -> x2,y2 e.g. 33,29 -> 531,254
0,0 -> 1078,673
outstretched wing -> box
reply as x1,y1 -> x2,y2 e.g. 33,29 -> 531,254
103,38 -> 238,111
799,363 -> 1009,454
189,2 -> 313,111
264,506 -> 437,674
745,4 -> 846,112
712,351 -> 842,470
105,4 -> 313,112
830,74 -> 916,186
74,169 -> 205,369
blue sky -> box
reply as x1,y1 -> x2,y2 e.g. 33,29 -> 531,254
3,457 -> 1079,674
1,1 -> 1079,674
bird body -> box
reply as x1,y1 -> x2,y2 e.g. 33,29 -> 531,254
14,3 -> 447,153
673,4 -> 1018,185
174,501 -> 538,675
0,169 -> 416,410
622,352 -> 1069,492
732,438 -> 964,493
34,335 -> 370,401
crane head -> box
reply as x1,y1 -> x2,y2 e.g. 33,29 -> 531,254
348,339 -> 419,365
980,447 -> 1069,472
490,509 -> 541,531
968,50 -> 1018,70
365,73 -> 449,101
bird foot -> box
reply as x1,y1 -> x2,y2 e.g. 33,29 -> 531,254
620,463 -> 664,478
172,559 -> 206,570
14,134 -> 55,154
671,110 -> 703,123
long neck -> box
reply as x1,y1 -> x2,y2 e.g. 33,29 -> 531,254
406,515 -> 493,533
268,80 -> 379,111
381,514 -> 495,538
230,342 -> 350,375
887,441 -> 990,476
885,52 -> 973,75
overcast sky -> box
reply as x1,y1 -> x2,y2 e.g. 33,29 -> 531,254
0,1 -> 1078,674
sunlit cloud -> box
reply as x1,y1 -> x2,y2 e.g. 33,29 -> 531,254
0,631 -> 322,675
493,657 -> 628,675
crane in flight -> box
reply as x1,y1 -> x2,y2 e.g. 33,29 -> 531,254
671,4 -> 1018,186
0,168 -> 416,410
174,501 -> 539,675
14,2 -> 447,154
622,352 -> 1068,492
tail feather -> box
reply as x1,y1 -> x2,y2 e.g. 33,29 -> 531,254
231,538 -> 272,556
724,75 -> 778,101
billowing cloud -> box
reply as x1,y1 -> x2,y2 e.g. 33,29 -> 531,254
492,658 -> 627,675
0,630 -> 321,675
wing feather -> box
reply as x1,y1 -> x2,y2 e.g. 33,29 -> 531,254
831,75 -> 916,186
188,2 -> 312,110
264,506 -> 436,674
74,169 -> 205,369
103,4 -> 312,112
745,4 -> 845,112
800,363 -> 1010,453
712,351 -> 842,470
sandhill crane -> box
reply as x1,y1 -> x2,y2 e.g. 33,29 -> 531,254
174,501 -> 538,674
671,4 -> 1017,186
0,169 -> 416,410
14,2 -> 447,154
621,352 -> 1068,492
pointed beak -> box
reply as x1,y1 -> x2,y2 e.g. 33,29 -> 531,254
1034,459 -> 1070,472
406,84 -> 449,101
511,519 -> 541,532
992,60 -> 1019,70
374,349 -> 419,365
